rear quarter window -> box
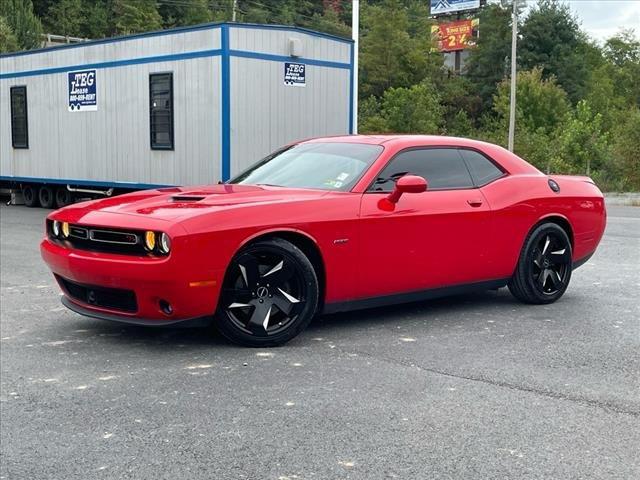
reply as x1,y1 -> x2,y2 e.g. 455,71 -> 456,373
459,149 -> 504,186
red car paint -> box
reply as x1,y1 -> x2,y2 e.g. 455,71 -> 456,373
41,135 -> 606,324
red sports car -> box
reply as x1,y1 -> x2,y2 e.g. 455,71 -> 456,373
41,136 -> 606,346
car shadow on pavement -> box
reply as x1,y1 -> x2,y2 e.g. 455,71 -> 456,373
64,288 -> 519,349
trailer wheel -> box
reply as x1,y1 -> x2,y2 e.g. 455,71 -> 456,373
39,186 -> 55,209
55,187 -> 73,208
22,185 -> 39,208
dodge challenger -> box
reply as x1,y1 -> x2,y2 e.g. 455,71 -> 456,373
41,135 -> 606,346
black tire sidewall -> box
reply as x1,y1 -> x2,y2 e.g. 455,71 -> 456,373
38,186 -> 55,209
215,238 -> 319,347
514,223 -> 572,304
23,186 -> 38,207
55,188 -> 72,208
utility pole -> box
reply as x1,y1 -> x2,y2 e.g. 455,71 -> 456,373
232,0 -> 237,22
508,0 -> 518,152
352,0 -> 359,134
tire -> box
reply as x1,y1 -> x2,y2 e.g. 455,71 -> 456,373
55,187 -> 73,208
38,186 -> 55,209
508,223 -> 573,304
22,185 -> 38,207
215,238 -> 319,347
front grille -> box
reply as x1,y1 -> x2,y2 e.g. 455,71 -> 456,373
48,221 -> 150,255
56,275 -> 137,313
89,229 -> 139,245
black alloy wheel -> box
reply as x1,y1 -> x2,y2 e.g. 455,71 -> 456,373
509,223 -> 573,304
215,238 -> 319,347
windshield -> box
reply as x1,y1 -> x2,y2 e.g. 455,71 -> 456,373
229,142 -> 384,191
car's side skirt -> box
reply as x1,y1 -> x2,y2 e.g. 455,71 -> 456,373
322,278 -> 510,315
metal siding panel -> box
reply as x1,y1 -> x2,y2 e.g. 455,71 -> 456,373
1,56 -> 219,186
229,27 -> 350,63
1,30 -> 220,187
229,57 -> 349,177
2,29 -> 219,75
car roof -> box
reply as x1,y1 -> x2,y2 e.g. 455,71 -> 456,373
302,134 -> 500,149
301,134 -> 541,176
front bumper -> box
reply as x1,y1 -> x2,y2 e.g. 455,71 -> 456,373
60,296 -> 211,327
41,238 -> 223,324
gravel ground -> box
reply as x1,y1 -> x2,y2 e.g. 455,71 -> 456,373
1,203 -> 638,480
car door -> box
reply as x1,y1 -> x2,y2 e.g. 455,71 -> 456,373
356,147 -> 493,299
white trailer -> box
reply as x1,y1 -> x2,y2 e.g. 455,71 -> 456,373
0,22 -> 354,207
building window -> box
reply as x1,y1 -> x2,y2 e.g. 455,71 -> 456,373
149,73 -> 174,150
10,86 -> 29,149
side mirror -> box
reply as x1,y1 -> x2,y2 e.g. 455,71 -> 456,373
387,175 -> 427,203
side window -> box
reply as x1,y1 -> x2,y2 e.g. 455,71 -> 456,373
459,149 -> 504,186
10,86 -> 29,149
149,73 -> 174,150
371,148 -> 474,191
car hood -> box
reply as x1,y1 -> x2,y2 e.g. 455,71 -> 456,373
65,184 -> 333,221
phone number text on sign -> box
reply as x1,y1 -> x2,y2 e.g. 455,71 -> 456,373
68,69 -> 97,112
284,62 -> 306,87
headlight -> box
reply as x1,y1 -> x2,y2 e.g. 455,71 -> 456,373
52,220 -> 61,237
61,222 -> 70,238
159,233 -> 171,254
144,231 -> 156,251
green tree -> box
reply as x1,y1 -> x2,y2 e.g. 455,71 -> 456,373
159,0 -> 212,28
0,15 -> 20,52
493,67 -> 570,135
604,29 -> 640,66
359,0 -> 441,98
0,0 -> 43,50
307,8 -> 351,38
80,0 -> 109,38
47,0 -> 82,37
518,0 -> 591,103
360,81 -> 443,134
465,2 -> 512,111
557,100 -> 611,178
611,107 -> 640,191
603,30 -> 640,108
112,0 -> 162,35
488,68 -> 571,172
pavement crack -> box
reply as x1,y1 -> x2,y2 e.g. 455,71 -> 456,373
342,346 -> 640,418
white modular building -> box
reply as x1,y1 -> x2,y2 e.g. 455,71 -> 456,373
0,22 -> 354,206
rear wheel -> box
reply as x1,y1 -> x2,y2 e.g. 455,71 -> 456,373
22,185 -> 38,207
215,238 -> 319,347
508,223 -> 573,304
38,186 -> 55,209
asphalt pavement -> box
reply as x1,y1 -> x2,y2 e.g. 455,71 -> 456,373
1,203 -> 639,479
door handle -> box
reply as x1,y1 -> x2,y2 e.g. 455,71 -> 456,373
467,199 -> 483,207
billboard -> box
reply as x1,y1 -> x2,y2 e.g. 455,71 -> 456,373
431,19 -> 479,52
68,69 -> 97,112
430,0 -> 481,16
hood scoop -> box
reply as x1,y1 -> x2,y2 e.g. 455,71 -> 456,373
171,195 -> 206,202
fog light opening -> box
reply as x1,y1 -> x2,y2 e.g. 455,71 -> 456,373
159,300 -> 173,316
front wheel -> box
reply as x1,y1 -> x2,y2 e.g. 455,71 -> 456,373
215,238 -> 319,347
508,223 -> 573,304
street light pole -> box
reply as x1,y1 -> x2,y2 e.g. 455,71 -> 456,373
352,0 -> 359,134
508,0 -> 518,152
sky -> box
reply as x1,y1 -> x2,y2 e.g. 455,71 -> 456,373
523,0 -> 640,43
